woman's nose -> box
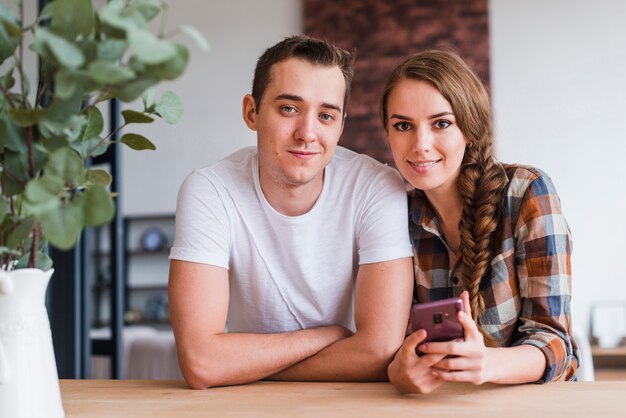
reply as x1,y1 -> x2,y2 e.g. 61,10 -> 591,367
411,126 -> 432,153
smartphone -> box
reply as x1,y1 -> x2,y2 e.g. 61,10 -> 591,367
410,297 -> 464,343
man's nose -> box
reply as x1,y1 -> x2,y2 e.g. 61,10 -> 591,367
295,113 -> 318,143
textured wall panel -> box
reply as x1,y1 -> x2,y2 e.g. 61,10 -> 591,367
304,0 -> 490,165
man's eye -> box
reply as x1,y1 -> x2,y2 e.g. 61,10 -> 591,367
392,121 -> 411,132
319,113 -> 334,122
434,120 -> 452,129
281,105 -> 297,113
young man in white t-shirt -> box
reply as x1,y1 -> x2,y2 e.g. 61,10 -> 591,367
168,35 -> 413,388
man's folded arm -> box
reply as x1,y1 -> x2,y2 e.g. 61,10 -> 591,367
269,256 -> 414,382
168,259 -> 351,389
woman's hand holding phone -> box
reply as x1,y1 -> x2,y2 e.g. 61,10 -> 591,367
418,291 -> 493,385
387,329 -> 447,394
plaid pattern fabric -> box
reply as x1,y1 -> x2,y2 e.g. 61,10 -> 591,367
410,164 -> 578,382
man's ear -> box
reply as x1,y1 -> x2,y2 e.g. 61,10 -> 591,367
242,94 -> 257,131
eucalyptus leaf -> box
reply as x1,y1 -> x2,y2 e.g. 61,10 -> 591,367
73,136 -> 107,158
35,28 -> 85,69
16,251 -> 53,270
40,202 -> 84,250
1,169 -> 24,196
43,136 -> 69,153
54,69 -> 78,99
0,246 -> 20,257
85,169 -> 112,187
110,76 -> 157,102
99,0 -> 140,32
45,147 -> 84,183
126,0 -> 162,22
0,119 -> 6,152
49,0 -> 94,39
25,176 -> 64,205
155,91 -> 183,124
122,109 -> 154,124
3,118 -> 26,153
42,88 -> 83,125
7,216 -> 35,249
141,88 -> 156,111
83,184 -> 114,226
79,107 -> 104,142
3,150 -> 29,183
128,27 -> 176,65
79,39 -> 98,65
0,20 -> 19,62
145,44 -> 189,80
0,198 -> 8,220
97,39 -> 127,61
1,67 -> 15,90
120,133 -> 156,150
8,108 -> 46,127
88,61 -> 136,84
180,25 -> 210,52
0,4 -> 18,23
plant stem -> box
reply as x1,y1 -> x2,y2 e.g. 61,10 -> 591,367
24,125 -> 35,178
18,0 -> 26,107
90,87 -> 111,106
29,223 -> 38,268
0,83 -> 17,109
86,121 -> 128,156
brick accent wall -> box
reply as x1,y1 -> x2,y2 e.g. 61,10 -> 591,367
304,0 -> 490,165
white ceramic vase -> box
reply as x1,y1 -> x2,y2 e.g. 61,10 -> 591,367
0,268 -> 65,418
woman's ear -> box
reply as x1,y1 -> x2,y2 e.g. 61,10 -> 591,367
242,94 -> 257,131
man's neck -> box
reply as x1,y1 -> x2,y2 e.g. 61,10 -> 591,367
259,173 -> 324,217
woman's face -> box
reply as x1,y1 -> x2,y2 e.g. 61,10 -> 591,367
385,79 -> 468,194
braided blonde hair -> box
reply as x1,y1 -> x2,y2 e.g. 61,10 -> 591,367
380,50 -> 508,342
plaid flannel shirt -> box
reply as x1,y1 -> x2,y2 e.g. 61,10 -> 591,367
410,164 -> 578,382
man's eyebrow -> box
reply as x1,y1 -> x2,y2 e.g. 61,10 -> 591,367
274,94 -> 342,113
274,94 -> 303,102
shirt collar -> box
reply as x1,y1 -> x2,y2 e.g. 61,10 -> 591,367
409,190 -> 442,237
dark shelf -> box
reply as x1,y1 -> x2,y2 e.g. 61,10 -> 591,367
127,285 -> 168,291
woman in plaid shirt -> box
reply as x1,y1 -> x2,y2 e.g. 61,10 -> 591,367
380,50 -> 578,394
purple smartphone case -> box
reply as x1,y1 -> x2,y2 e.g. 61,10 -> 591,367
410,298 -> 464,343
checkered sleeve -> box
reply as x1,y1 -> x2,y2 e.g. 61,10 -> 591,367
511,173 -> 578,382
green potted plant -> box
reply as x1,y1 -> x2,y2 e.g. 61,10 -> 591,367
0,1 -> 207,417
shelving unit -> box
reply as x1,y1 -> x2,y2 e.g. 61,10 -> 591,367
91,214 -> 175,329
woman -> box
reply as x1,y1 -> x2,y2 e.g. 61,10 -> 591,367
380,50 -> 578,394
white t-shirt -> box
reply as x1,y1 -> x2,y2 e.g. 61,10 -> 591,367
169,146 -> 412,333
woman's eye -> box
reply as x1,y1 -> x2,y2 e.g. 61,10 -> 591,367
434,120 -> 452,129
392,121 -> 411,132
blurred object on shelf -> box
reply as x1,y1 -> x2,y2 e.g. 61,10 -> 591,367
590,303 -> 626,348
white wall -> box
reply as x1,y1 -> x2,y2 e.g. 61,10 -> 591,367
119,0 -> 625,334
490,0 -> 626,334
121,0 -> 302,215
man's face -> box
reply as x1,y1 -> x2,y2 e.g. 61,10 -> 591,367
243,58 -> 346,199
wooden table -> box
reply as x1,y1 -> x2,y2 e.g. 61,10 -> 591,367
61,379 -> 626,417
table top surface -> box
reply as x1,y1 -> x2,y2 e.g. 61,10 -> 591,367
60,379 -> 626,417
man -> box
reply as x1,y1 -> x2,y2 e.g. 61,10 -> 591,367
168,35 -> 413,388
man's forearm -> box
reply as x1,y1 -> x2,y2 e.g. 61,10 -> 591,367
268,331 -> 399,382
179,325 -> 350,388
